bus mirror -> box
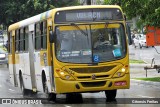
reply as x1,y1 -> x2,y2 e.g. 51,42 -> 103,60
126,23 -> 132,45
49,31 -> 55,43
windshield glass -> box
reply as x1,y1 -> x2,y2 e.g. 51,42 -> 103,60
55,23 -> 127,63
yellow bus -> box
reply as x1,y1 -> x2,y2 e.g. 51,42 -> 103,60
8,5 -> 131,101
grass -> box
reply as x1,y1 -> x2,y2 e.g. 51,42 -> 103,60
129,59 -> 146,64
135,77 -> 160,82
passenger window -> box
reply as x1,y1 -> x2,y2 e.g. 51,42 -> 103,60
35,21 -> 47,50
35,23 -> 41,50
15,30 -> 20,52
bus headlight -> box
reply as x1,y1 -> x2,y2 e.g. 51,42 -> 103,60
56,69 -> 75,80
113,67 -> 126,78
121,68 -> 126,72
60,71 -> 65,75
65,75 -> 71,80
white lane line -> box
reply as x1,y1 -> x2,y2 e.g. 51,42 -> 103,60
137,95 -> 155,98
64,105 -> 72,107
0,85 -> 2,88
9,89 -> 15,92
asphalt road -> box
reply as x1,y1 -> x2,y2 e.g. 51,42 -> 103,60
0,65 -> 160,107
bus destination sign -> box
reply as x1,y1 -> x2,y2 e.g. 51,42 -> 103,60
55,8 -> 123,23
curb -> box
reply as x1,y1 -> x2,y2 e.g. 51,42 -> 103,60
131,79 -> 160,87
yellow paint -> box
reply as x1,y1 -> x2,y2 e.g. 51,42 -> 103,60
12,30 -> 15,36
58,24 -> 120,31
8,23 -> 19,32
8,55 -> 13,64
15,54 -> 19,64
40,50 -> 47,66
55,73 -> 130,94
47,18 -> 52,27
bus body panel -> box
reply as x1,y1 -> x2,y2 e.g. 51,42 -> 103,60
34,51 -> 42,92
15,53 -> 32,89
53,55 -> 130,93
55,73 -> 130,94
9,64 -> 15,86
34,50 -> 52,92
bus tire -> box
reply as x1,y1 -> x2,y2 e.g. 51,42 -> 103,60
42,76 -> 56,101
48,93 -> 56,102
105,89 -> 117,101
19,75 -> 29,96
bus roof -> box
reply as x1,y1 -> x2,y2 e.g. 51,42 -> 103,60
8,10 -> 53,32
8,5 -> 122,32
55,5 -> 121,11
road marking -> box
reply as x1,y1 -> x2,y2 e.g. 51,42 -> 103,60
0,85 -> 2,88
9,89 -> 15,92
137,95 -> 155,98
64,105 -> 72,107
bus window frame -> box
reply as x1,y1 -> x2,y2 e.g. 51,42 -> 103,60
35,20 -> 47,51
54,22 -> 127,64
15,29 -> 20,53
24,27 -> 29,52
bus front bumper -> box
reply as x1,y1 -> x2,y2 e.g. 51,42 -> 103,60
55,73 -> 130,94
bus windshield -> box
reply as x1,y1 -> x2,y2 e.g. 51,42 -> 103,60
55,23 -> 127,63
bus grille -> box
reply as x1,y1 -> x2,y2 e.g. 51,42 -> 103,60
77,75 -> 109,79
81,81 -> 106,87
69,65 -> 116,73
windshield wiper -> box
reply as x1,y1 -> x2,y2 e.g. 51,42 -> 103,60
70,23 -> 88,37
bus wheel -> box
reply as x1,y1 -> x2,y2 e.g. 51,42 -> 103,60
105,89 -> 117,101
43,81 -> 56,101
19,76 -> 29,96
48,93 -> 56,102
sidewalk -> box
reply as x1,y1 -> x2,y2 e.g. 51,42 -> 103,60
130,63 -> 160,88
130,79 -> 160,88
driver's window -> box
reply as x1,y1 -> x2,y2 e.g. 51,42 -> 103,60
59,31 -> 73,51
93,28 -> 110,49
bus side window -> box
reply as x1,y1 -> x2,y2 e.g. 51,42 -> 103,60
40,21 -> 47,49
35,23 -> 41,50
15,29 -> 20,52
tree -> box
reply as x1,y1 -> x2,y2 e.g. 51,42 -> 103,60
104,0 -> 160,28
0,0 -> 78,27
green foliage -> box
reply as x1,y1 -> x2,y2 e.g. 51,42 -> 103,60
103,0 -> 160,28
135,77 -> 160,82
0,0 -> 78,27
129,59 -> 145,64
